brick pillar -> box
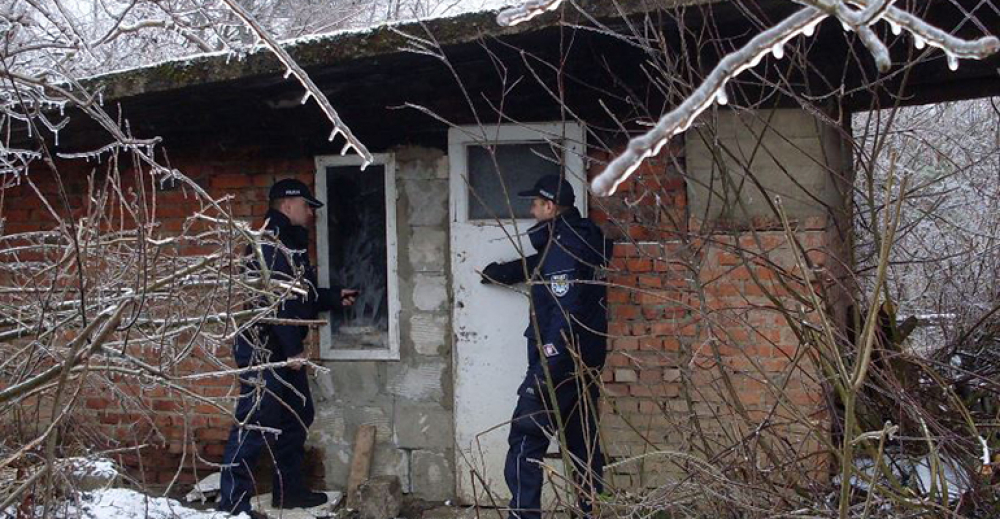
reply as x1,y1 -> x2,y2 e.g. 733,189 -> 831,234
592,107 -> 851,490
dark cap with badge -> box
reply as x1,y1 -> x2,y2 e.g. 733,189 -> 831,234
518,175 -> 575,207
269,178 -> 324,208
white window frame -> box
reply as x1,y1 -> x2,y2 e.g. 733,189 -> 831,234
314,153 -> 401,361
448,122 -> 588,225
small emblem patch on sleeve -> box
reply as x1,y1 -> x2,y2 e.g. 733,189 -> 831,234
550,273 -> 570,297
542,343 -> 559,357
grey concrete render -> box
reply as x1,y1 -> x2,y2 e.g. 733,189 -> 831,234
686,108 -> 852,225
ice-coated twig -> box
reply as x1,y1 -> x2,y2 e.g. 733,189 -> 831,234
589,0 -> 1000,196
590,7 -> 827,196
497,0 -> 565,26
216,0 -> 372,168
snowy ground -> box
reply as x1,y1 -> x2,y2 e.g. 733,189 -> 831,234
2,488 -> 234,519
74,489 -> 230,519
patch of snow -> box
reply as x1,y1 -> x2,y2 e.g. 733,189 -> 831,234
910,456 -> 969,501
838,454 -> 971,501
80,489 -> 232,519
66,458 -> 118,479
3,489 -> 234,519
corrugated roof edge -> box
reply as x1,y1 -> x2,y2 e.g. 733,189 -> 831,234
82,0 -> 716,101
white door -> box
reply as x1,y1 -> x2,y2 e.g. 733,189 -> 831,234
449,123 -> 587,505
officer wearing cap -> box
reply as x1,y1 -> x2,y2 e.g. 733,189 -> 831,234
480,175 -> 611,519
219,178 -> 359,517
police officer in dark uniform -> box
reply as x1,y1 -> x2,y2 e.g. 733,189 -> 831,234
219,179 -> 358,517
480,175 -> 610,519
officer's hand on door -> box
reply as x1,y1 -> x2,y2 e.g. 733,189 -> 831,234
341,289 -> 359,306
479,262 -> 500,285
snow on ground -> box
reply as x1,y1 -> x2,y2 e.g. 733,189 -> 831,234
70,488 -> 232,519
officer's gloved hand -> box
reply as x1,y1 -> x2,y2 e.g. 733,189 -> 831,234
480,262 -> 501,285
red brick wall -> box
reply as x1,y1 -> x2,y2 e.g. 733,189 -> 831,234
1,153 -> 322,490
588,139 -> 836,489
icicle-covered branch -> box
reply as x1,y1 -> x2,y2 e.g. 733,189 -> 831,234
588,0 -> 1000,196
216,0 -> 373,167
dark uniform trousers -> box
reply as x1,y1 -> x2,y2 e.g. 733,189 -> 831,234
504,343 -> 604,519
219,366 -> 314,514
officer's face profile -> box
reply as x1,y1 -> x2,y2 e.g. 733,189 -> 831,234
530,197 -> 558,222
279,196 -> 315,227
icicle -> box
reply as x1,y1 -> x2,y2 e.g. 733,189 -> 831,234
328,128 -> 340,142
54,128 -> 59,146
283,69 -> 293,79
914,34 -> 926,49
772,43 -> 785,60
750,52 -> 764,68
889,20 -> 902,36
340,142 -> 353,156
301,91 -> 312,104
803,20 -> 818,37
946,52 -> 959,71
944,50 -> 958,72
716,90 -> 728,106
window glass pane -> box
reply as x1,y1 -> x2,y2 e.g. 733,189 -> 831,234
467,143 -> 562,220
325,165 -> 388,350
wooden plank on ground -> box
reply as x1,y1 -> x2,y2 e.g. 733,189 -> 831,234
346,424 -> 376,506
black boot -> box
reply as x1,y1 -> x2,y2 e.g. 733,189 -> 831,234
271,491 -> 328,509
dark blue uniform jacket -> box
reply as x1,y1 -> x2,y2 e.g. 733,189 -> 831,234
234,209 -> 342,368
484,207 -> 611,384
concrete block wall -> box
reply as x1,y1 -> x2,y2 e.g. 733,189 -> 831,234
310,145 -> 455,500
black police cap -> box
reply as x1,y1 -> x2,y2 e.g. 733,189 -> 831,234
518,175 -> 575,206
269,178 -> 323,208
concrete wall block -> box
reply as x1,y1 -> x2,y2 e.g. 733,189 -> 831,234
412,274 -> 449,312
403,179 -> 448,226
320,443 -> 353,489
311,406 -> 348,446
346,405 -> 394,444
395,146 -> 448,180
387,358 -> 447,403
410,450 -> 455,501
393,403 -> 453,450
410,313 -> 450,356
409,227 -> 448,272
686,108 -> 848,224
323,362 -> 384,402
372,444 -> 411,493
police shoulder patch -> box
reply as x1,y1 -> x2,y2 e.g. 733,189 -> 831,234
550,273 -> 570,297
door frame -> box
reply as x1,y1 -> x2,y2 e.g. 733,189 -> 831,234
448,122 -> 587,502
314,153 -> 401,361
